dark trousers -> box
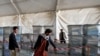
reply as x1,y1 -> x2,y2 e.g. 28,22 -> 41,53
60,40 -> 66,43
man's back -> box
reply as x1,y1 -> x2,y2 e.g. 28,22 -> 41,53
60,32 -> 64,39
59,31 -> 66,43
9,33 -> 18,50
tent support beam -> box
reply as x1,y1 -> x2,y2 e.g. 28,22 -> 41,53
10,0 -> 21,15
10,0 -> 22,26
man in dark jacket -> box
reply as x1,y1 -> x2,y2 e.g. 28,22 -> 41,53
33,29 -> 56,56
9,26 -> 19,56
59,29 -> 66,44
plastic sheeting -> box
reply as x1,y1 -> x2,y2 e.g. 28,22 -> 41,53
0,7 -> 100,40
20,12 -> 56,33
56,7 -> 100,40
0,12 -> 56,34
0,15 -> 19,26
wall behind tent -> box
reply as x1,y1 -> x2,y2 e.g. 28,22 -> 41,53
56,7 -> 100,41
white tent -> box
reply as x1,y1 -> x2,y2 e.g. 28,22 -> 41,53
0,0 -> 100,40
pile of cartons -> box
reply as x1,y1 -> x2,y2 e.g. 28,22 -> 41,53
68,25 -> 99,56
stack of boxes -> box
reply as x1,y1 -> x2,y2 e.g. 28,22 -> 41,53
68,25 -> 83,56
0,27 -> 3,56
84,25 -> 98,56
20,34 -> 33,56
68,24 -> 98,56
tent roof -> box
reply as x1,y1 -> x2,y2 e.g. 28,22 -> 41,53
0,0 -> 100,16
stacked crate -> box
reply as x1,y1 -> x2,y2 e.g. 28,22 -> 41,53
68,25 -> 99,56
21,34 -> 33,50
20,34 -> 33,56
0,27 -> 3,56
3,27 -> 12,56
68,25 -> 83,56
84,25 -> 98,56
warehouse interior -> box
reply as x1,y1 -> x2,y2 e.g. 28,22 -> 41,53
0,0 -> 100,56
